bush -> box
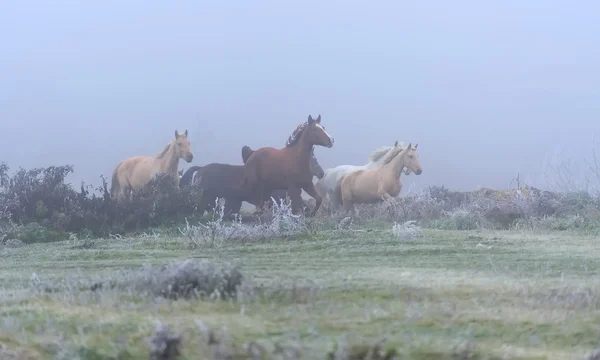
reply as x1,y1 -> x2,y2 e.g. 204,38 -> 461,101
324,184 -> 600,231
0,162 -> 203,242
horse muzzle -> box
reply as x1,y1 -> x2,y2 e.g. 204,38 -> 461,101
315,169 -> 325,179
326,137 -> 335,148
415,169 -> 422,175
185,153 -> 194,163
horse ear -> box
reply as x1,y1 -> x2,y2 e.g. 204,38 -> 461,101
407,143 -> 412,149
414,143 -> 418,149
307,115 -> 314,124
184,129 -> 188,137
316,115 -> 321,123
394,140 -> 398,147
175,130 -> 180,138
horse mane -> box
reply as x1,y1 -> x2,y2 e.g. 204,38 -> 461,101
156,143 -> 172,158
285,122 -> 308,148
381,145 -> 407,165
368,141 -> 406,162
368,146 -> 394,162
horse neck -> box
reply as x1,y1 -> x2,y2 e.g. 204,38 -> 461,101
156,142 -> 180,174
291,132 -> 314,159
380,150 -> 408,178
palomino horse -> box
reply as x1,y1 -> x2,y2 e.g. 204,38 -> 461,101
241,145 -> 324,211
241,114 -> 334,216
315,140 -> 411,212
110,130 -> 194,201
336,143 -> 422,215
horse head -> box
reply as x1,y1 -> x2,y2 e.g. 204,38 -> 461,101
174,129 -> 194,163
304,115 -> 334,148
403,143 -> 422,175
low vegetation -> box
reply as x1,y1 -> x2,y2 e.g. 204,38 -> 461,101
2,162 -> 600,246
2,227 -> 600,359
1,162 -> 600,358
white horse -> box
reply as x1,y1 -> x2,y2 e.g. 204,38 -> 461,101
315,141 -> 410,212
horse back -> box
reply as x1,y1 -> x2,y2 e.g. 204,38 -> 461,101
180,166 -> 202,187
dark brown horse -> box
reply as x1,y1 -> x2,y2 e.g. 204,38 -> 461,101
241,144 -> 325,211
180,163 -> 247,218
241,114 -> 334,216
179,144 -> 325,218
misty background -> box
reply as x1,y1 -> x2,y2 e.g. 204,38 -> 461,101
1,1 -> 599,195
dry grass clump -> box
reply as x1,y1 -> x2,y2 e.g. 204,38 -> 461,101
179,198 -> 309,247
103,259 -> 244,300
147,321 -> 182,360
31,259 -> 245,301
325,184 -> 600,232
328,339 -> 398,360
195,319 -> 303,359
391,220 -> 423,240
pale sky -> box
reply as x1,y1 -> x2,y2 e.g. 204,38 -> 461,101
1,1 -> 599,194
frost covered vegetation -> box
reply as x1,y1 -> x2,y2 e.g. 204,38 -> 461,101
2,228 -> 600,359
2,163 -> 600,358
2,162 -> 600,246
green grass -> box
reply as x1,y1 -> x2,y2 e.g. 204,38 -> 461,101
1,226 -> 599,359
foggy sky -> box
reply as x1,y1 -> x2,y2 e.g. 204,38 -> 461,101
1,1 -> 599,194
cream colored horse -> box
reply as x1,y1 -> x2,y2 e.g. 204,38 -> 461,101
110,130 -> 194,201
315,141 -> 410,212
336,143 -> 422,215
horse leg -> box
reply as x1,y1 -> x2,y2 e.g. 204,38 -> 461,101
224,199 -> 242,220
329,188 -> 341,214
342,198 -> 355,216
196,194 -> 214,217
302,182 -> 322,217
286,186 -> 304,215
253,184 -> 267,215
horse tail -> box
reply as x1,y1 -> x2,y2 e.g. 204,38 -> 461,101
334,174 -> 345,206
180,166 -> 203,187
110,162 -> 122,199
241,145 -> 254,164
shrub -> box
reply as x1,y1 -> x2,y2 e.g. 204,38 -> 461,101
322,183 -> 600,231
0,162 -> 204,242
179,197 -> 309,246
92,259 -> 245,301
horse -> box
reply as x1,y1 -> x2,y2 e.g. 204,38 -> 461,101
241,144 -> 325,211
179,162 -> 248,219
110,130 -> 194,201
179,144 -> 326,219
336,143 -> 422,215
241,114 -> 334,216
315,140 -> 411,212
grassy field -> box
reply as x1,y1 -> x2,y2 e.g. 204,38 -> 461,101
1,225 -> 599,359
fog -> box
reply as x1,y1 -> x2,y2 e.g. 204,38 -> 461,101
1,1 -> 599,194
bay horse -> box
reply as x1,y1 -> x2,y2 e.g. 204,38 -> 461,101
315,140 -> 411,213
179,145 -> 326,219
336,143 -> 422,215
110,130 -> 194,201
241,114 -> 334,216
241,145 -> 325,211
